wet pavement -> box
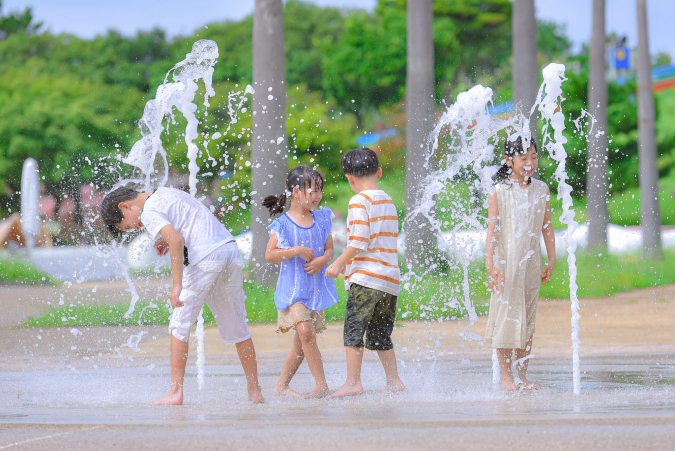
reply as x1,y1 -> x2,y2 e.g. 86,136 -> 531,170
2,281 -> 675,449
1,354 -> 674,450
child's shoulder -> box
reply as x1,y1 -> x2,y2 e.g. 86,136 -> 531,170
532,178 -> 550,192
350,190 -> 394,204
317,206 -> 334,219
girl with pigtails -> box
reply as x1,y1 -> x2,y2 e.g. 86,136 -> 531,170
263,164 -> 339,398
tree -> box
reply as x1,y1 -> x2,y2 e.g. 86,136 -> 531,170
586,0 -> 609,251
636,0 -> 662,259
405,0 -> 435,264
251,0 -> 288,282
512,0 -> 538,136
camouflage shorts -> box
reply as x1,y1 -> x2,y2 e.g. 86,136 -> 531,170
344,283 -> 398,351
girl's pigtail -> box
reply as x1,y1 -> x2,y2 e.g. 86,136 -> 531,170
494,164 -> 512,184
262,192 -> 288,216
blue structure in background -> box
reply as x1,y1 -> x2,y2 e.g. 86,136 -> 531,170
356,128 -> 399,147
613,45 -> 631,71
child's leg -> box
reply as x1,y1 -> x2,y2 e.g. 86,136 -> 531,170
330,284 -> 379,398
497,348 -> 517,391
377,349 -> 404,392
328,346 -> 365,398
154,334 -> 189,405
235,338 -> 265,403
275,330 -> 304,396
515,336 -> 539,389
367,292 -> 404,393
295,320 -> 330,398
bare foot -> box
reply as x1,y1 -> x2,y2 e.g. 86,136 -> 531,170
382,378 -> 405,394
501,377 -> 518,392
328,382 -> 364,399
520,379 -> 540,390
274,385 -> 303,397
153,391 -> 183,405
247,386 -> 265,404
304,385 -> 330,399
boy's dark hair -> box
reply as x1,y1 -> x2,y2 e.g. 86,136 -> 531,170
494,136 -> 538,185
341,147 -> 379,177
101,186 -> 140,238
262,164 -> 325,216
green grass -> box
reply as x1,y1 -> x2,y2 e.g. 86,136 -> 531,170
0,257 -> 56,284
541,250 -> 675,299
20,249 -> 675,328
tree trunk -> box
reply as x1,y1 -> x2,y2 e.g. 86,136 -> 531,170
586,0 -> 609,251
636,0 -> 663,260
405,0 -> 436,266
512,0 -> 538,141
251,0 -> 288,283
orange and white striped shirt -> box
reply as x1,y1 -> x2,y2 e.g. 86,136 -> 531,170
345,190 -> 400,296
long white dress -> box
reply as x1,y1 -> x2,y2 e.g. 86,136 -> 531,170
485,178 -> 549,349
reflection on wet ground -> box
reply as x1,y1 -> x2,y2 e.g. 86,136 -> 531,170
1,357 -> 674,425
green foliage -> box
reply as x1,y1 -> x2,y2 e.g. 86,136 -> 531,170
0,257 -> 55,284
541,250 -> 675,299
0,1 -> 41,38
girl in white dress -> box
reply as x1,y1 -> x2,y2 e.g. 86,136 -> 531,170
485,136 -> 556,391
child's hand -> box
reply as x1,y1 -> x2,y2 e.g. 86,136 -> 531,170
295,246 -> 315,262
488,266 -> 504,293
154,238 -> 169,256
541,262 -> 555,285
325,263 -> 340,279
170,284 -> 183,308
304,255 -> 329,275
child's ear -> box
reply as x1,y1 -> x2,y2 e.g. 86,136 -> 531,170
504,157 -> 513,167
292,186 -> 301,198
377,167 -> 383,180
118,201 -> 131,212
345,174 -> 355,185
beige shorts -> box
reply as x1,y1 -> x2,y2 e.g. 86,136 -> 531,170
169,243 -> 250,345
277,302 -> 326,334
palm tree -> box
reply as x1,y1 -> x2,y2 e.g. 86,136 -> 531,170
405,0 -> 435,265
512,0 -> 538,137
636,0 -> 663,260
586,0 -> 609,251
251,0 -> 288,282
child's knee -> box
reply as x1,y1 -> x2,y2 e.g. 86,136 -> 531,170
296,321 -> 316,343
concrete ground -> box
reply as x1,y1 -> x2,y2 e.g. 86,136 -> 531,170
1,279 -> 674,450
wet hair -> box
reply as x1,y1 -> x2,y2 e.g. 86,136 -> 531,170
262,164 -> 325,216
494,136 -> 538,185
341,147 -> 379,177
101,186 -> 140,238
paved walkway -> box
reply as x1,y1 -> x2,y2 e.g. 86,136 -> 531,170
1,281 -> 674,449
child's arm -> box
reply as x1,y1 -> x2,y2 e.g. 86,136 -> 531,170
485,191 -> 503,293
265,233 -> 314,263
158,225 -> 185,307
541,189 -> 556,285
326,246 -> 359,279
304,235 -> 335,275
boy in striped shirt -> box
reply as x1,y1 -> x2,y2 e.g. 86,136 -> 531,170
326,147 -> 405,397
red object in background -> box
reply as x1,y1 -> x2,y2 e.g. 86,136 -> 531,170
39,195 -> 56,220
58,197 -> 76,225
80,185 -> 105,227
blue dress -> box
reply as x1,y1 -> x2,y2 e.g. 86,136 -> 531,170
269,207 -> 340,312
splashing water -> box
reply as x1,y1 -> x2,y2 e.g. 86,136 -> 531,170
406,63 -> 581,394
536,63 -> 581,395
112,40 -> 253,391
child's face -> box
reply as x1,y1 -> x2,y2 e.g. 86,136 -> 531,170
506,145 -> 538,179
293,179 -> 322,211
116,202 -> 143,232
